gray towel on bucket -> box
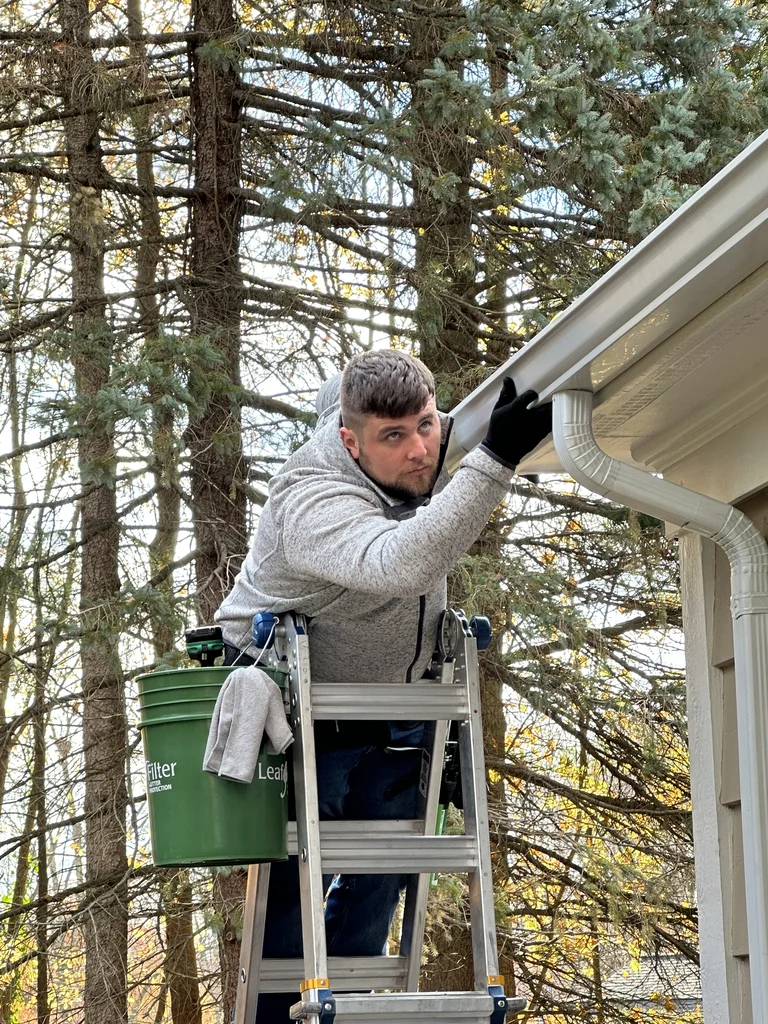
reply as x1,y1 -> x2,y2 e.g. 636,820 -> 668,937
202,667 -> 294,784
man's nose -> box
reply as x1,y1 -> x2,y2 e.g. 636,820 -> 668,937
407,434 -> 428,460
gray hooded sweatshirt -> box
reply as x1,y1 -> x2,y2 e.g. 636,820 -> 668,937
215,376 -> 512,701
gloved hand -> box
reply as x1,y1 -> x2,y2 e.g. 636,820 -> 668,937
480,377 -> 553,470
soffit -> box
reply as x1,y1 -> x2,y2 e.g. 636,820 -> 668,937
521,256 -> 768,477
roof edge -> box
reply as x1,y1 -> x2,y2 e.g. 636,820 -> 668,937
447,129 -> 768,473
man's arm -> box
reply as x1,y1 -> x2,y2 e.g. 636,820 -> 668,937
280,447 -> 512,598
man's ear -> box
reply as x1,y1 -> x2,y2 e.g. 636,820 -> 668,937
339,426 -> 360,460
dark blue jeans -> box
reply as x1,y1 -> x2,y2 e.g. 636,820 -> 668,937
256,742 -> 422,1023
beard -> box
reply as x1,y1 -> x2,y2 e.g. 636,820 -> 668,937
357,450 -> 438,499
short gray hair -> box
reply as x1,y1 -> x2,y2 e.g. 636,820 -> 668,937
341,350 -> 435,430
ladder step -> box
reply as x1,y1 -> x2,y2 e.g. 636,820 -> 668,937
320,834 -> 476,874
310,682 -> 469,720
288,822 -> 476,873
287,819 -> 423,849
304,991 -> 527,1021
259,955 -> 407,992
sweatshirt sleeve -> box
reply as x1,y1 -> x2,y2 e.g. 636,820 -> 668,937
279,448 -> 512,597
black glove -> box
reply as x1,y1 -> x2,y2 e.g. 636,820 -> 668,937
480,377 -> 553,470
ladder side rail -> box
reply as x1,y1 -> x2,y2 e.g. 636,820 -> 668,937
400,650 -> 457,983
284,615 -> 330,1017
455,631 -> 502,991
234,863 -> 270,1024
398,717 -> 435,979
400,716 -> 450,990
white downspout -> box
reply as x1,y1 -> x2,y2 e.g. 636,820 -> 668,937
552,389 -> 768,1020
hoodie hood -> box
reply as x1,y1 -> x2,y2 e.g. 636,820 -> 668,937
315,374 -> 342,431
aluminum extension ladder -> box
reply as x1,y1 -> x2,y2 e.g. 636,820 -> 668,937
232,608 -> 527,1023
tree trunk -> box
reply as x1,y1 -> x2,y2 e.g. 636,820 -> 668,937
126,3 -> 203,1017
483,31 -> 514,365
58,2 -> 128,1021
409,0 -> 478,377
163,872 -> 203,1024
33,565 -> 50,1024
408,4 -> 508,991
126,0 -> 181,663
186,0 -> 247,627
186,1 -> 247,1018
0,187 -> 37,819
126,1 -> 203,1016
210,870 -> 248,1022
0,771 -> 36,1021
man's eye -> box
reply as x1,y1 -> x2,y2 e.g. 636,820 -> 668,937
419,420 -> 434,432
387,432 -> 401,441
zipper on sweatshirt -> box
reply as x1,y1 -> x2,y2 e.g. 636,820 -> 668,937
405,595 -> 427,684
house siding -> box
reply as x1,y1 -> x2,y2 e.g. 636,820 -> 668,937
679,484 -> 768,1023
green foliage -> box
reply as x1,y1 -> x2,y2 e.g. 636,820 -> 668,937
197,34 -> 247,74
1,0 -> 764,1018
416,61 -> 489,127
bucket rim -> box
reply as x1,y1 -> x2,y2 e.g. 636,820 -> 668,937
137,665 -> 289,683
137,666 -> 230,679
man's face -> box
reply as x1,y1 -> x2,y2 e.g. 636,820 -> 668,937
340,398 -> 441,497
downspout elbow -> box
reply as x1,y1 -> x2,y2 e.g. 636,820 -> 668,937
552,389 -> 768,619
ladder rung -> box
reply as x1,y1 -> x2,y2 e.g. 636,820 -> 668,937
288,819 -> 423,853
306,991 -> 527,1021
287,825 -> 476,873
310,682 -> 469,720
259,955 -> 407,992
320,835 -> 476,874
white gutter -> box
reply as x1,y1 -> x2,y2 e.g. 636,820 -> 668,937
552,389 -> 768,1022
447,128 -> 768,473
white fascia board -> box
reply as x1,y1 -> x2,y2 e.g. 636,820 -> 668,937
447,128 -> 768,474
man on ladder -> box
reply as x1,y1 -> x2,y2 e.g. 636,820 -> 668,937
215,350 -> 552,1021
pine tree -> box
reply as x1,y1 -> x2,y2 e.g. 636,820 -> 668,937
0,0 -> 766,1019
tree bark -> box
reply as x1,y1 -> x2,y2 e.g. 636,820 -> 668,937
58,2 -> 128,1021
33,563 -> 51,1024
163,872 -> 203,1024
0,188 -> 37,821
409,0 -> 478,377
126,2 -> 204,1018
186,0 -> 247,627
186,1 -> 247,1018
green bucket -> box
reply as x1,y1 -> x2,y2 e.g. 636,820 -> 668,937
137,665 -> 290,867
